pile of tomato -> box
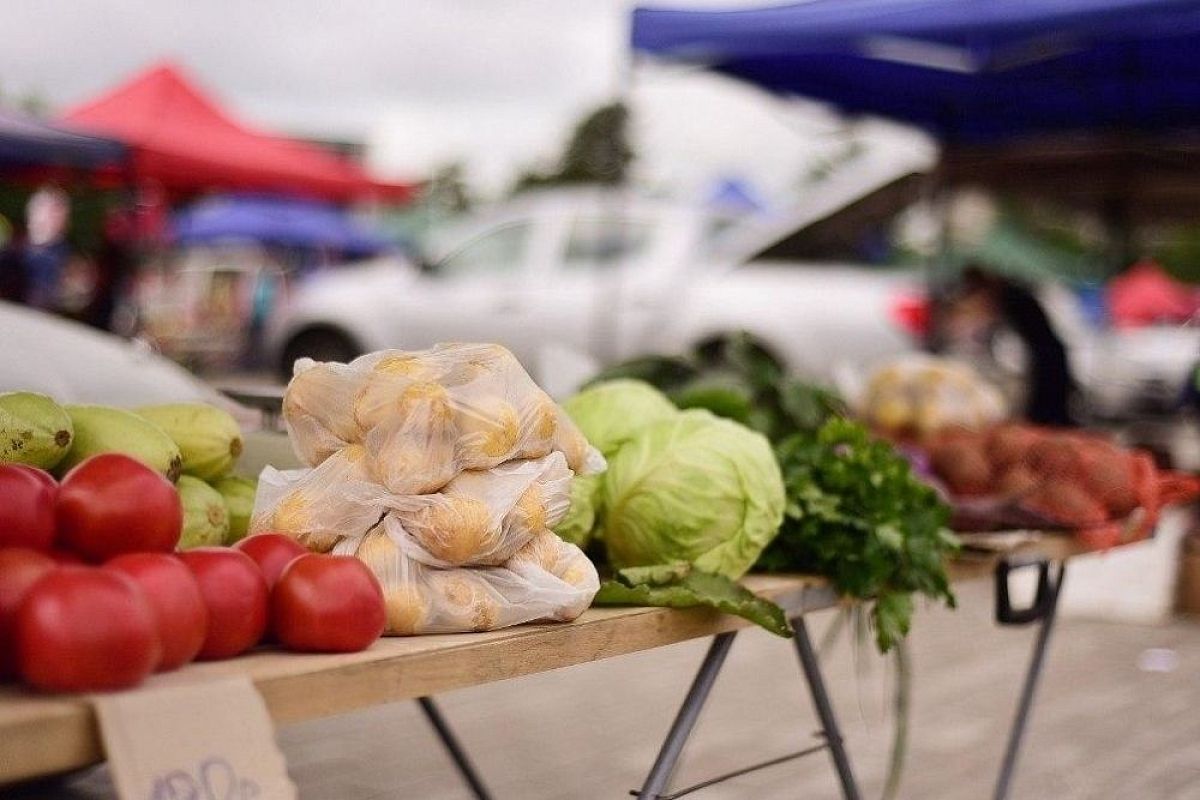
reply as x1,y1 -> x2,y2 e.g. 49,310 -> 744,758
0,454 -> 386,694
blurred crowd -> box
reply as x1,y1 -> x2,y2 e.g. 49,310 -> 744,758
0,186 -> 141,332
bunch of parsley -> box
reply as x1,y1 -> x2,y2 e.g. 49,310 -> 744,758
757,417 -> 959,652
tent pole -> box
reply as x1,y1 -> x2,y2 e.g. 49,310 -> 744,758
590,33 -> 639,368
929,158 -> 952,293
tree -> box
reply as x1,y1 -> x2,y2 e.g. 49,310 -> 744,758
0,81 -> 49,116
513,101 -> 633,193
424,162 -> 473,215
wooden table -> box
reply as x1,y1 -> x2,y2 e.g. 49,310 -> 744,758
0,536 -> 1086,796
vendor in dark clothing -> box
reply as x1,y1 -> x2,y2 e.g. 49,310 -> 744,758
942,266 -> 1077,426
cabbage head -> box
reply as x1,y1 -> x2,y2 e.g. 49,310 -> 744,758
553,473 -> 602,549
564,379 -> 677,458
602,409 -> 784,579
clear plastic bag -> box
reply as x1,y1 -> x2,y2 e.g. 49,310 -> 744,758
282,359 -> 362,464
859,355 -> 1007,437
340,518 -> 599,635
371,451 -> 572,568
504,529 -> 599,621
250,444 -> 383,552
252,451 -> 574,568
282,344 -> 604,493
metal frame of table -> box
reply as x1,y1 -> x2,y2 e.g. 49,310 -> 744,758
0,542 -> 1081,798
422,552 -> 1069,800
616,556 -> 1067,800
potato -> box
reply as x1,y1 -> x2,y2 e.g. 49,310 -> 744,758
998,465 -> 1039,498
272,490 -> 313,533
368,423 -> 457,494
373,353 -> 443,382
384,584 -> 430,635
508,528 -> 561,573
355,378 -> 451,433
284,362 -> 361,442
552,410 -> 593,473
987,424 -> 1042,468
1027,436 -> 1083,480
506,484 -> 547,538
930,438 -> 992,496
407,496 -> 494,565
1021,482 -> 1108,528
294,530 -> 345,553
454,397 -> 520,464
526,393 -> 559,442
426,571 -> 500,632
869,393 -> 914,433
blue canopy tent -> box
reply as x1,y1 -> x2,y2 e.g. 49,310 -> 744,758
632,0 -> 1200,143
171,195 -> 393,257
706,176 -> 768,215
0,109 -> 127,171
633,0 -> 1200,246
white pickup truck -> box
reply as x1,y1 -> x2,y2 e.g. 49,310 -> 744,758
266,185 -> 926,388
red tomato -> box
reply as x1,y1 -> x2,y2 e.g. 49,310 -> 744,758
273,554 -> 385,653
106,553 -> 208,672
178,548 -> 268,660
10,464 -> 57,492
46,549 -> 85,566
233,533 -> 308,589
57,454 -> 182,562
0,464 -> 57,551
0,548 -> 57,680
16,566 -> 160,692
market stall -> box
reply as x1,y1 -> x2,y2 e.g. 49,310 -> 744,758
0,110 -> 126,174
632,0 -> 1200,266
171,195 -> 394,257
0,538 -> 1083,796
627,2 -> 1200,795
60,62 -> 414,204
2,341 -> 1194,800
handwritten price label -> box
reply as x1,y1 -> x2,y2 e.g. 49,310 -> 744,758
149,757 -> 261,800
94,677 -> 295,800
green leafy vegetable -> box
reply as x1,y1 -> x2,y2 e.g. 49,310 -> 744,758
582,333 -> 954,654
594,565 -> 791,637
603,409 -> 785,580
553,473 -> 602,549
583,355 -> 696,393
672,376 -> 757,426
587,332 -> 846,440
558,380 -> 678,549
758,418 -> 958,652
563,379 -> 678,458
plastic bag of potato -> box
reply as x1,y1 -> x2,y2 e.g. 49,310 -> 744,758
265,343 -> 605,635
250,444 -> 387,552
334,518 -> 598,634
377,451 -> 572,567
860,355 -> 1006,438
282,344 -> 603,492
252,451 -> 573,568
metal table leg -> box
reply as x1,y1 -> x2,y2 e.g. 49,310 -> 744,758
992,561 -> 1066,800
793,615 -> 862,800
417,696 -> 495,800
636,632 -> 738,799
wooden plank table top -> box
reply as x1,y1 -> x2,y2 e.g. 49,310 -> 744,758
0,535 -> 1087,786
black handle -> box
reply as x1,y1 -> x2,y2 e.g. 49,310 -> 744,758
995,556 -> 1056,626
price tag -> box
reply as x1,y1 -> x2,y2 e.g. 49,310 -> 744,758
94,676 -> 296,800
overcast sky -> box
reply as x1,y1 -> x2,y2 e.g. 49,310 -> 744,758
0,1 -> 931,198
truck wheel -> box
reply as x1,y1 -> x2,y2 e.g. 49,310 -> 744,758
694,333 -> 786,375
280,328 -> 361,379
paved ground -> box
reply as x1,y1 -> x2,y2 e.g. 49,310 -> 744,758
20,575 -> 1200,800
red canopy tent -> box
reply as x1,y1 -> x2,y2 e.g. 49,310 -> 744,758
61,62 -> 414,204
1108,259 -> 1200,328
